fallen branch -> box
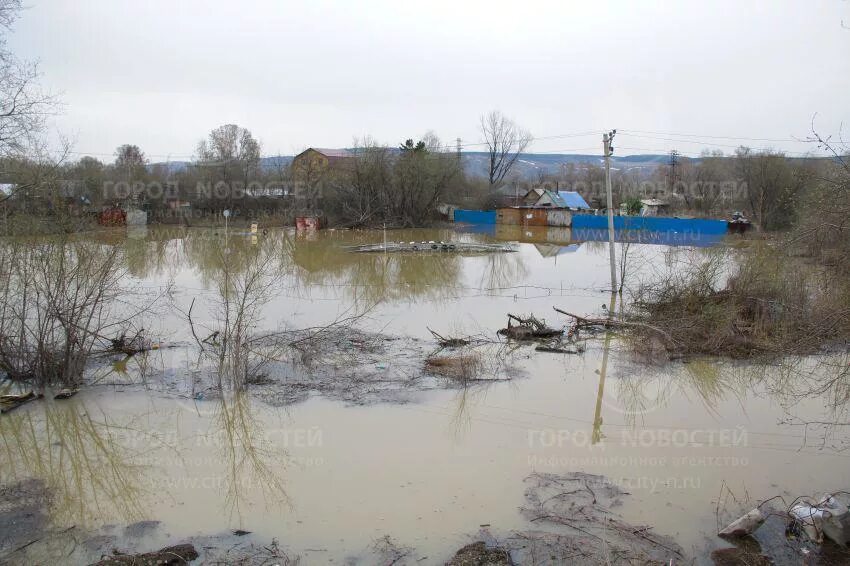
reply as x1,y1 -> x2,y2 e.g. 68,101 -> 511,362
553,307 -> 678,346
0,392 -> 43,414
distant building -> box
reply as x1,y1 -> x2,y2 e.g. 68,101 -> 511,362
291,148 -> 353,176
639,199 -> 669,216
525,189 -> 590,210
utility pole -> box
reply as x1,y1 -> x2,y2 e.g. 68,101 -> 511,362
667,150 -> 679,196
603,130 -> 617,292
456,138 -> 462,165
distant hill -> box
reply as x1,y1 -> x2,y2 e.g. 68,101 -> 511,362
150,152 -> 669,179
459,152 -> 670,178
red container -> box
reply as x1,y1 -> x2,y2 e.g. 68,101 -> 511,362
295,216 -> 321,231
98,207 -> 126,226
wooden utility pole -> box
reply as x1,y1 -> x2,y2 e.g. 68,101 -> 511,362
603,130 -> 617,292
667,150 -> 679,196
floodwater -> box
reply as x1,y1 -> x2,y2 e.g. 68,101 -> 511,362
1,225 -> 849,564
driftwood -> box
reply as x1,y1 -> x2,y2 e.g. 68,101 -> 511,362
535,345 -> 580,354
0,392 -> 43,414
54,388 -> 78,400
498,314 -> 562,341
109,329 -> 152,356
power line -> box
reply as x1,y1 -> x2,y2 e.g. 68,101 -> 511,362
616,133 -> 818,156
619,128 -> 805,143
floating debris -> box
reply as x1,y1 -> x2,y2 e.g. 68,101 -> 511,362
0,391 -> 43,414
719,507 -> 767,538
498,314 -> 562,341
347,241 -> 516,254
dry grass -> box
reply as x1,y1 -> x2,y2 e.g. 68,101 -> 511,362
626,244 -> 850,359
425,353 -> 484,381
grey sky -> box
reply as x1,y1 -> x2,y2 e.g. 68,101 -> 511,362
8,0 -> 850,160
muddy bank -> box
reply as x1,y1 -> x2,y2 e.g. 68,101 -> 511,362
0,479 -> 51,558
0,472 -> 680,565
3,470 -> 849,565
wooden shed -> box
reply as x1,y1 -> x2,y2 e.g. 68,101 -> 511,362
496,207 -> 522,225
520,208 -> 549,227
546,209 -> 572,227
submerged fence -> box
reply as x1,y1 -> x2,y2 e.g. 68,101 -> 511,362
571,214 -> 728,234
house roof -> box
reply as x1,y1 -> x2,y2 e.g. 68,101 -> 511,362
557,191 -> 590,209
540,190 -> 590,209
310,148 -> 354,158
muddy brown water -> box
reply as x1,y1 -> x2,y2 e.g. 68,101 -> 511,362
1,226 -> 848,564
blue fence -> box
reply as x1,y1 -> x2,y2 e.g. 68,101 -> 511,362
453,209 -> 496,224
571,214 -> 727,234
571,227 -> 724,247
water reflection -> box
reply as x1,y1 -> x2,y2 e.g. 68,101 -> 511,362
205,392 -> 290,523
0,398 -> 149,527
119,227 -> 534,305
592,292 -> 618,445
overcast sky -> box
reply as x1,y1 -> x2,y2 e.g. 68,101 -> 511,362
7,0 -> 850,160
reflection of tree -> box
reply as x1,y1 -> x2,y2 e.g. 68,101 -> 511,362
0,399 -> 149,527
756,354 -> 850,449
123,227 -> 178,279
448,382 -> 491,439
209,393 -> 289,523
180,228 -> 294,289
291,229 -> 473,304
614,359 -> 750,428
477,251 -> 528,291
111,226 -> 527,306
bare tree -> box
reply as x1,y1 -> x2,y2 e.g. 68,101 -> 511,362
479,110 -> 532,190
734,146 -> 810,231
196,124 -> 262,205
325,135 -> 459,227
113,143 -> 148,185
0,0 -> 57,158
196,124 -> 261,178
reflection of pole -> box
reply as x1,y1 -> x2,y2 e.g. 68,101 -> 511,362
224,209 -> 230,250
592,292 -> 618,445
604,131 -> 617,291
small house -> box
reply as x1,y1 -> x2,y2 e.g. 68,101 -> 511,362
521,188 -> 546,206
526,190 -> 590,211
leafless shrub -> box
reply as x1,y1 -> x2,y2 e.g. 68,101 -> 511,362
624,244 -> 850,359
0,238 -> 126,388
184,237 -> 376,393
